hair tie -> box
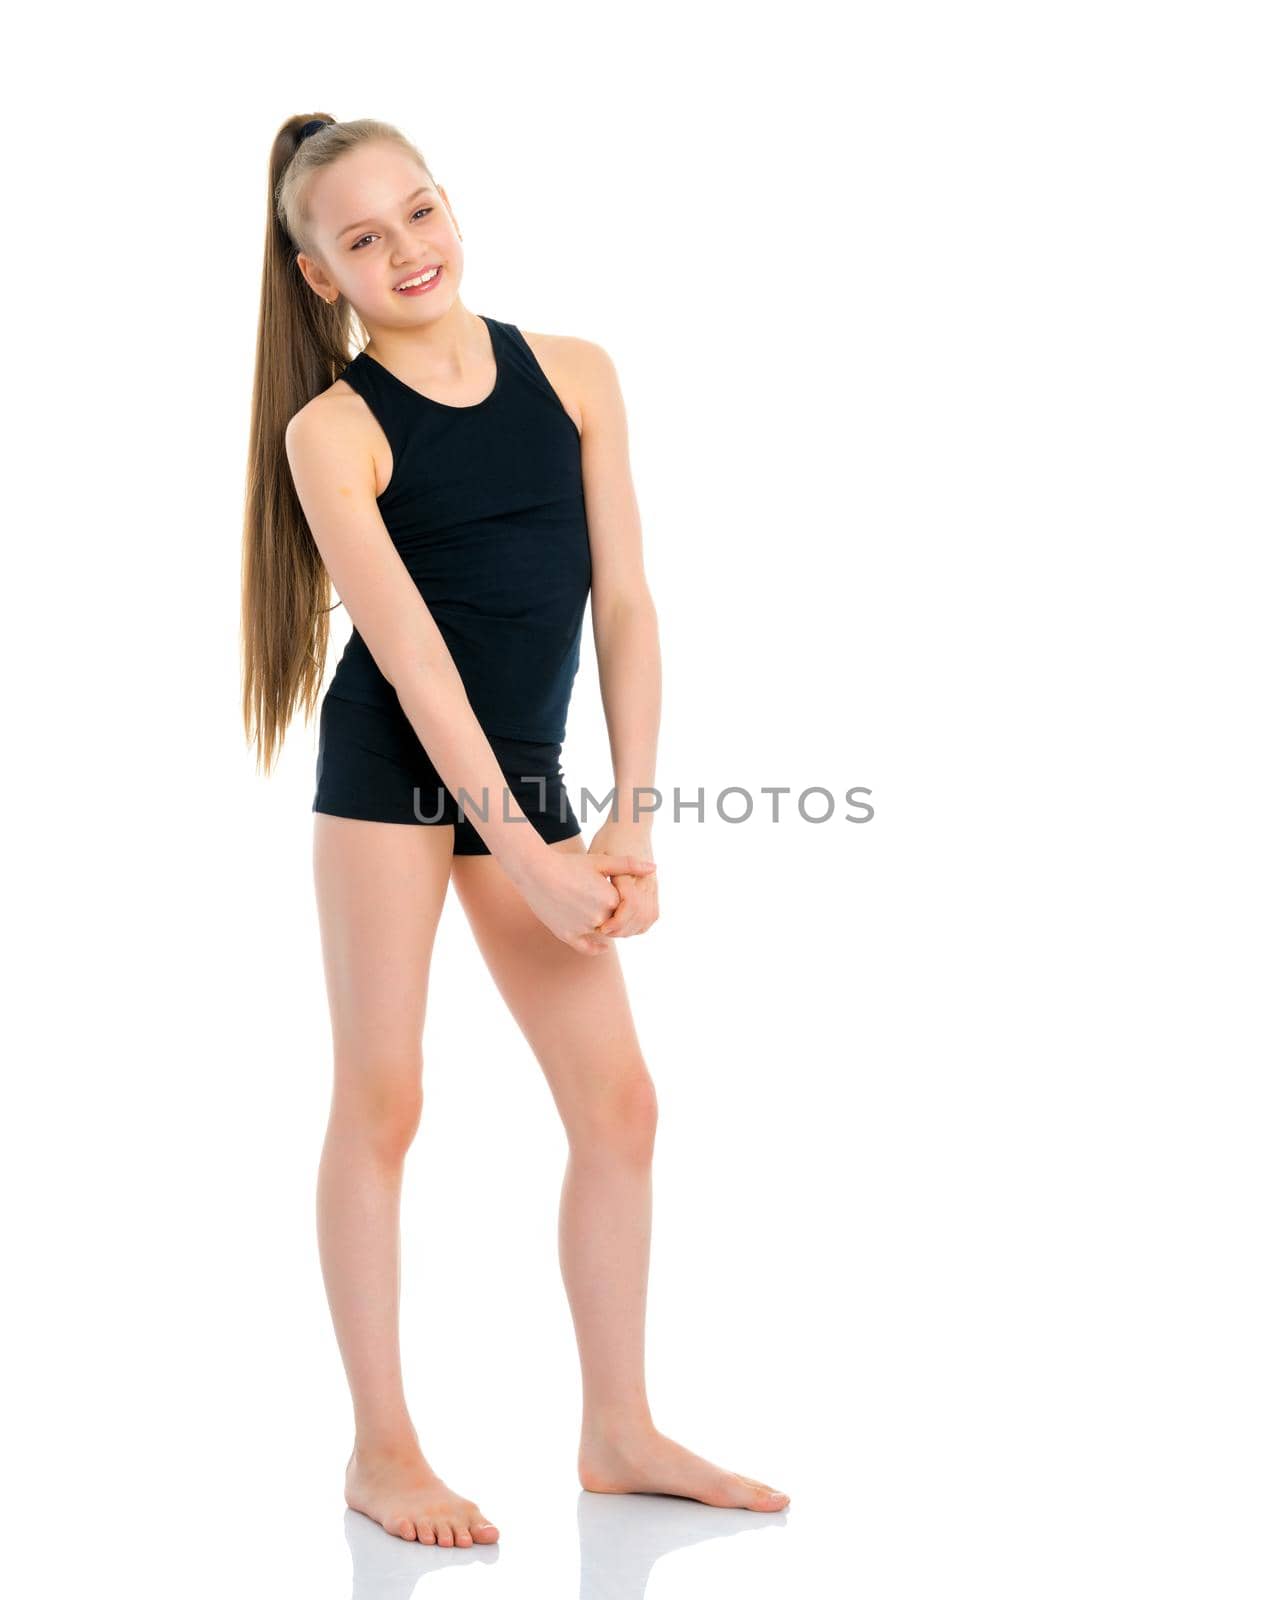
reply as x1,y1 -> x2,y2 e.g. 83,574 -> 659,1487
297,119 -> 330,142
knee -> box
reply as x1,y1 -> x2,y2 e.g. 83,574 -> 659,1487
332,1053 -> 424,1160
578,1067 -> 659,1165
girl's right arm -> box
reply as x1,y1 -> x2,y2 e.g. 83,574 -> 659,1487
284,392 -> 654,955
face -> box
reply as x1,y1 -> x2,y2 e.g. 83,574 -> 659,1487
297,141 -> 463,324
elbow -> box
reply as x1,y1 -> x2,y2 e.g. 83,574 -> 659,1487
384,652 -> 436,702
384,651 -> 462,722
360,632 -> 435,700
597,588 -> 657,633
359,613 -> 464,712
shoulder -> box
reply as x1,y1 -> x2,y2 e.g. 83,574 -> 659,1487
284,372 -> 383,496
520,329 -> 617,382
285,373 -> 372,463
286,370 -> 362,436
517,329 -> 623,433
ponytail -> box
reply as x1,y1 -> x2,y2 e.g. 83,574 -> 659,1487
240,113 -> 435,772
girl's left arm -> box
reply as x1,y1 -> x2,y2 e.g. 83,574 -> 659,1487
574,339 -> 660,839
554,335 -> 661,934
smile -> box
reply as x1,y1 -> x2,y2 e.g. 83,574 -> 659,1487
394,265 -> 442,293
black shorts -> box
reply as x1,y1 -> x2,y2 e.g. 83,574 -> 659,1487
312,693 -> 582,855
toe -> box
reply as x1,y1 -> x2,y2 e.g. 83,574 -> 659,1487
391,1516 -> 416,1540
436,1523 -> 455,1547
415,1518 -> 436,1544
453,1521 -> 474,1547
473,1520 -> 499,1542
734,1472 -> 789,1508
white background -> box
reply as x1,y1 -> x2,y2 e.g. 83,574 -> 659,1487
6,2 -> 1276,1595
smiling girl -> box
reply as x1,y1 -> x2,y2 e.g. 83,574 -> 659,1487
240,113 -> 788,1548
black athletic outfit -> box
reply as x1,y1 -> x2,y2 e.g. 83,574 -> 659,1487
312,315 -> 592,852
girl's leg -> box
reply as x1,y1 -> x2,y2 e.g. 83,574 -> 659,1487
313,814 -> 500,1547
449,835 -> 789,1512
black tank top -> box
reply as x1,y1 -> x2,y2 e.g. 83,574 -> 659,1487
326,315 -> 592,743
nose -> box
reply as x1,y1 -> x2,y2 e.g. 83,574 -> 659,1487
388,226 -> 429,265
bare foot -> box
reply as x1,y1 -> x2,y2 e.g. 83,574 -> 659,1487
345,1443 -> 500,1545
579,1425 -> 789,1512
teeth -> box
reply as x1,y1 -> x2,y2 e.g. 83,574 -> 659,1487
396,266 -> 440,290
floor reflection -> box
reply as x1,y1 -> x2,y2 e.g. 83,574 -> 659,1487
346,1508 -> 499,1597
345,1488 -> 784,1597
577,1488 -> 784,1599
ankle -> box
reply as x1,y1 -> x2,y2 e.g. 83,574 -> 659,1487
351,1426 -> 423,1463
581,1409 -> 658,1445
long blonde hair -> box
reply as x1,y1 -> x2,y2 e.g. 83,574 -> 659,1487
240,113 -> 437,772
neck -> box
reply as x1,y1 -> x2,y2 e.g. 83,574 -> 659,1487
365,300 -> 485,382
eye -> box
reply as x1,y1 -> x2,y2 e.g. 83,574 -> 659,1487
351,207 -> 434,250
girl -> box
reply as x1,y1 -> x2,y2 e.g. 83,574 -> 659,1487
241,113 -> 789,1548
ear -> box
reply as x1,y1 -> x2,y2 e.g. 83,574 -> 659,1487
296,252 -> 334,302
